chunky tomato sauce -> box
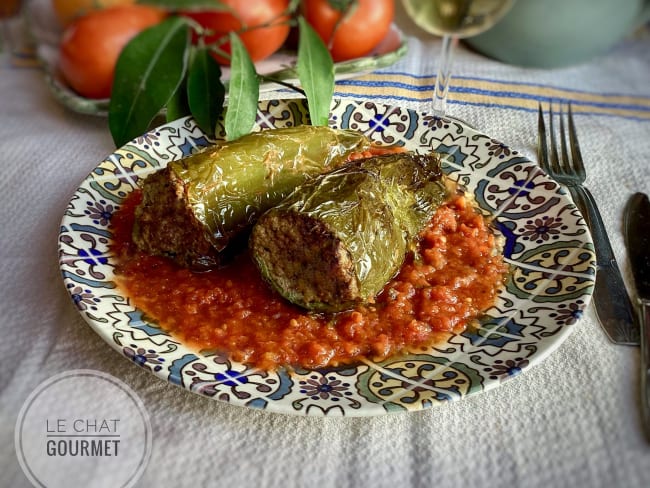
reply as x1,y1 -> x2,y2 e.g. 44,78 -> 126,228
111,190 -> 508,370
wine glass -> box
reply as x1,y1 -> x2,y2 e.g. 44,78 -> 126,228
402,0 -> 516,118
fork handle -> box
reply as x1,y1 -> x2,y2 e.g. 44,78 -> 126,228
568,185 -> 616,263
568,185 -> 638,345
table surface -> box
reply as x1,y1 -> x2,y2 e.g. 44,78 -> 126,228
2,3 -> 650,488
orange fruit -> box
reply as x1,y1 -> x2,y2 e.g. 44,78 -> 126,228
58,4 -> 166,99
180,0 -> 291,65
52,0 -> 135,27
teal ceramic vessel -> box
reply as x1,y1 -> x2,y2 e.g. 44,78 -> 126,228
465,0 -> 650,68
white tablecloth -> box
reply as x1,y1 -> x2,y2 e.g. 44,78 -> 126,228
2,3 -> 650,487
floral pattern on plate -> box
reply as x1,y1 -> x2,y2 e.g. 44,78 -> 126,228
58,98 -> 595,416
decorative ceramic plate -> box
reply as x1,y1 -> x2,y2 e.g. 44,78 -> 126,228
58,99 -> 595,416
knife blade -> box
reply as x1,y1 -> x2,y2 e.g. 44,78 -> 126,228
623,192 -> 650,440
570,187 -> 639,345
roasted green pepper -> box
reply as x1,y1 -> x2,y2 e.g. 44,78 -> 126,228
250,152 -> 448,312
133,126 -> 375,269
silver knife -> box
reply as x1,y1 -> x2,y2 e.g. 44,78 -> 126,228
623,192 -> 650,440
571,190 -> 639,345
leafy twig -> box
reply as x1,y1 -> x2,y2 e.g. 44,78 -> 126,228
109,17 -> 190,147
296,17 -> 334,126
108,4 -> 335,146
225,32 -> 259,140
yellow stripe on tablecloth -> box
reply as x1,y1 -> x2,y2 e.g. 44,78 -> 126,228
5,46 -> 40,69
335,72 -> 650,120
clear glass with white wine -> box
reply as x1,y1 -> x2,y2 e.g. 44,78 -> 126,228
402,0 -> 515,117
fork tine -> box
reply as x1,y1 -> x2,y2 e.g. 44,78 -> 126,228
548,103 -> 561,175
567,103 -> 586,180
537,103 -> 550,174
559,103 -> 570,173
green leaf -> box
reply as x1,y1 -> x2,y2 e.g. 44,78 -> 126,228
322,0 -> 356,13
187,47 -> 225,137
166,72 -> 190,123
287,0 -> 302,13
136,0 -> 229,10
109,17 -> 190,147
296,16 -> 334,127
224,32 -> 259,141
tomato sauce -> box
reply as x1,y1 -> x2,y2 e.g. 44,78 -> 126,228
111,190 -> 508,371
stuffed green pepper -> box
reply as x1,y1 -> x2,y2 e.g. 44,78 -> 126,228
250,152 -> 448,312
132,126 -> 376,269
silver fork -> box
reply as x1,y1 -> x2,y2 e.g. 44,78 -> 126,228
537,102 -> 638,345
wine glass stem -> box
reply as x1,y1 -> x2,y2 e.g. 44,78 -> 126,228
433,35 -> 458,117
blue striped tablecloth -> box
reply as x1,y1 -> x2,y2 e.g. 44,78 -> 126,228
337,70 -> 650,120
